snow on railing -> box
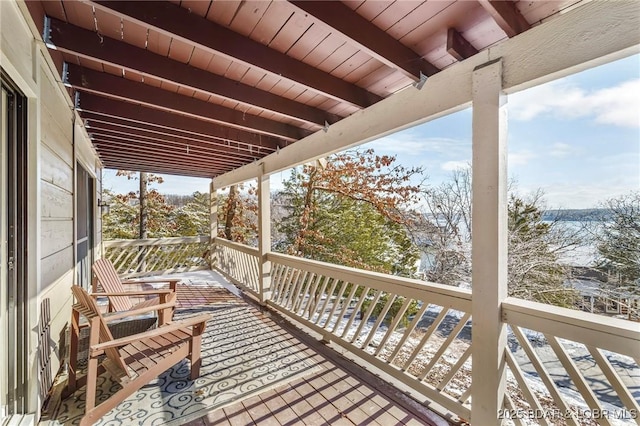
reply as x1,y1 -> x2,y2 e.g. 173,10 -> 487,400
103,236 -> 210,278
213,238 -> 260,297
214,242 -> 640,425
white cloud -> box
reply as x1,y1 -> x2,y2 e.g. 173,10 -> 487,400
549,142 -> 577,158
589,80 -> 640,127
508,150 -> 537,166
509,79 -> 640,128
366,133 -> 469,156
441,160 -> 470,171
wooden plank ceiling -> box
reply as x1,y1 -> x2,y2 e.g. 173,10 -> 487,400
26,0 -> 580,178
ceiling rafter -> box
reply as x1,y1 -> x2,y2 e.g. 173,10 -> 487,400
446,28 -> 479,61
289,1 -> 440,79
66,63 -> 309,141
91,136 -> 242,169
26,0 -> 581,180
89,0 -> 383,108
478,0 -> 531,37
83,116 -> 265,161
77,95 -> 287,152
94,154 -> 223,178
87,128 -> 249,168
47,17 -> 339,128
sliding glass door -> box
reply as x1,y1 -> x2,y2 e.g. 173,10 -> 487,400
1,72 -> 29,415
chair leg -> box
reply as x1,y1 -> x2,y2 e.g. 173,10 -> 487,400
85,319 -> 101,413
167,292 -> 177,323
189,323 -> 205,380
80,347 -> 189,426
158,292 -> 176,325
66,308 -> 81,395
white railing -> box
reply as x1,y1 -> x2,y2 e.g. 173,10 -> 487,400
502,298 -> 639,426
214,241 -> 640,425
266,251 -> 474,419
213,237 -> 260,297
103,236 -> 210,278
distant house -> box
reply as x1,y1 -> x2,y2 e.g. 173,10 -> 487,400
569,278 -> 640,321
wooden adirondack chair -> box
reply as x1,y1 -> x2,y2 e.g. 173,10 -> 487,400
93,258 -> 180,321
68,285 -> 210,426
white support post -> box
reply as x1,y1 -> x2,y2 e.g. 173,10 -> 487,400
209,180 -> 218,270
257,166 -> 271,303
471,58 -> 508,425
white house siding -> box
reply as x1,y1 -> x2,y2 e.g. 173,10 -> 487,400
0,0 -> 101,420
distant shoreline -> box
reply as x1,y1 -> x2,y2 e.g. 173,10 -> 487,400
542,208 -> 611,222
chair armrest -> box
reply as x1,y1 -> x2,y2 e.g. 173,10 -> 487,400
89,290 -> 173,297
90,314 -> 211,353
122,278 -> 180,285
102,299 -> 177,322
121,279 -> 179,291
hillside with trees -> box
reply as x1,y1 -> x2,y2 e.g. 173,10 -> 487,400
102,171 -> 210,240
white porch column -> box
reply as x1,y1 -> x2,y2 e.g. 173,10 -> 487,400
471,58 -> 508,425
209,180 -> 218,270
257,166 -> 271,303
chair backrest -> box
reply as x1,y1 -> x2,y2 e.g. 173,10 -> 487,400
71,285 -> 129,377
93,258 -> 133,311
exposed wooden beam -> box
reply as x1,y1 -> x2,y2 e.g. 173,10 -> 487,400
214,1 -> 640,188
447,28 -> 479,61
91,136 -> 241,169
89,0 -> 383,108
289,1 -> 439,79
93,140 -> 230,168
47,18 -> 337,128
87,128 -> 248,167
77,95 -> 287,151
83,116 -> 264,161
478,0 -> 530,37
98,156 -> 220,178
66,63 -> 308,141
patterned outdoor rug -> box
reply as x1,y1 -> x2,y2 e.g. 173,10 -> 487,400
49,302 -> 320,425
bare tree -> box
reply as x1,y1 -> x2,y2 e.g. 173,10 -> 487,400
217,184 -> 257,244
591,191 -> 640,295
507,191 -> 581,306
415,167 -> 581,307
413,167 -> 472,285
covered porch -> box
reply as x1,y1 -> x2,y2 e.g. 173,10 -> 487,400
46,237 -> 640,425
1,0 -> 638,424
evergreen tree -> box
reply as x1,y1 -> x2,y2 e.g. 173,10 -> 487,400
102,188 -> 139,239
173,191 -> 210,236
275,149 -> 422,276
103,171 -> 215,240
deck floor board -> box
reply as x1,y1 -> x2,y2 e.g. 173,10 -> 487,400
50,270 -> 449,426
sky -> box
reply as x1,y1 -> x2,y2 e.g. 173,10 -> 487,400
103,54 -> 640,209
